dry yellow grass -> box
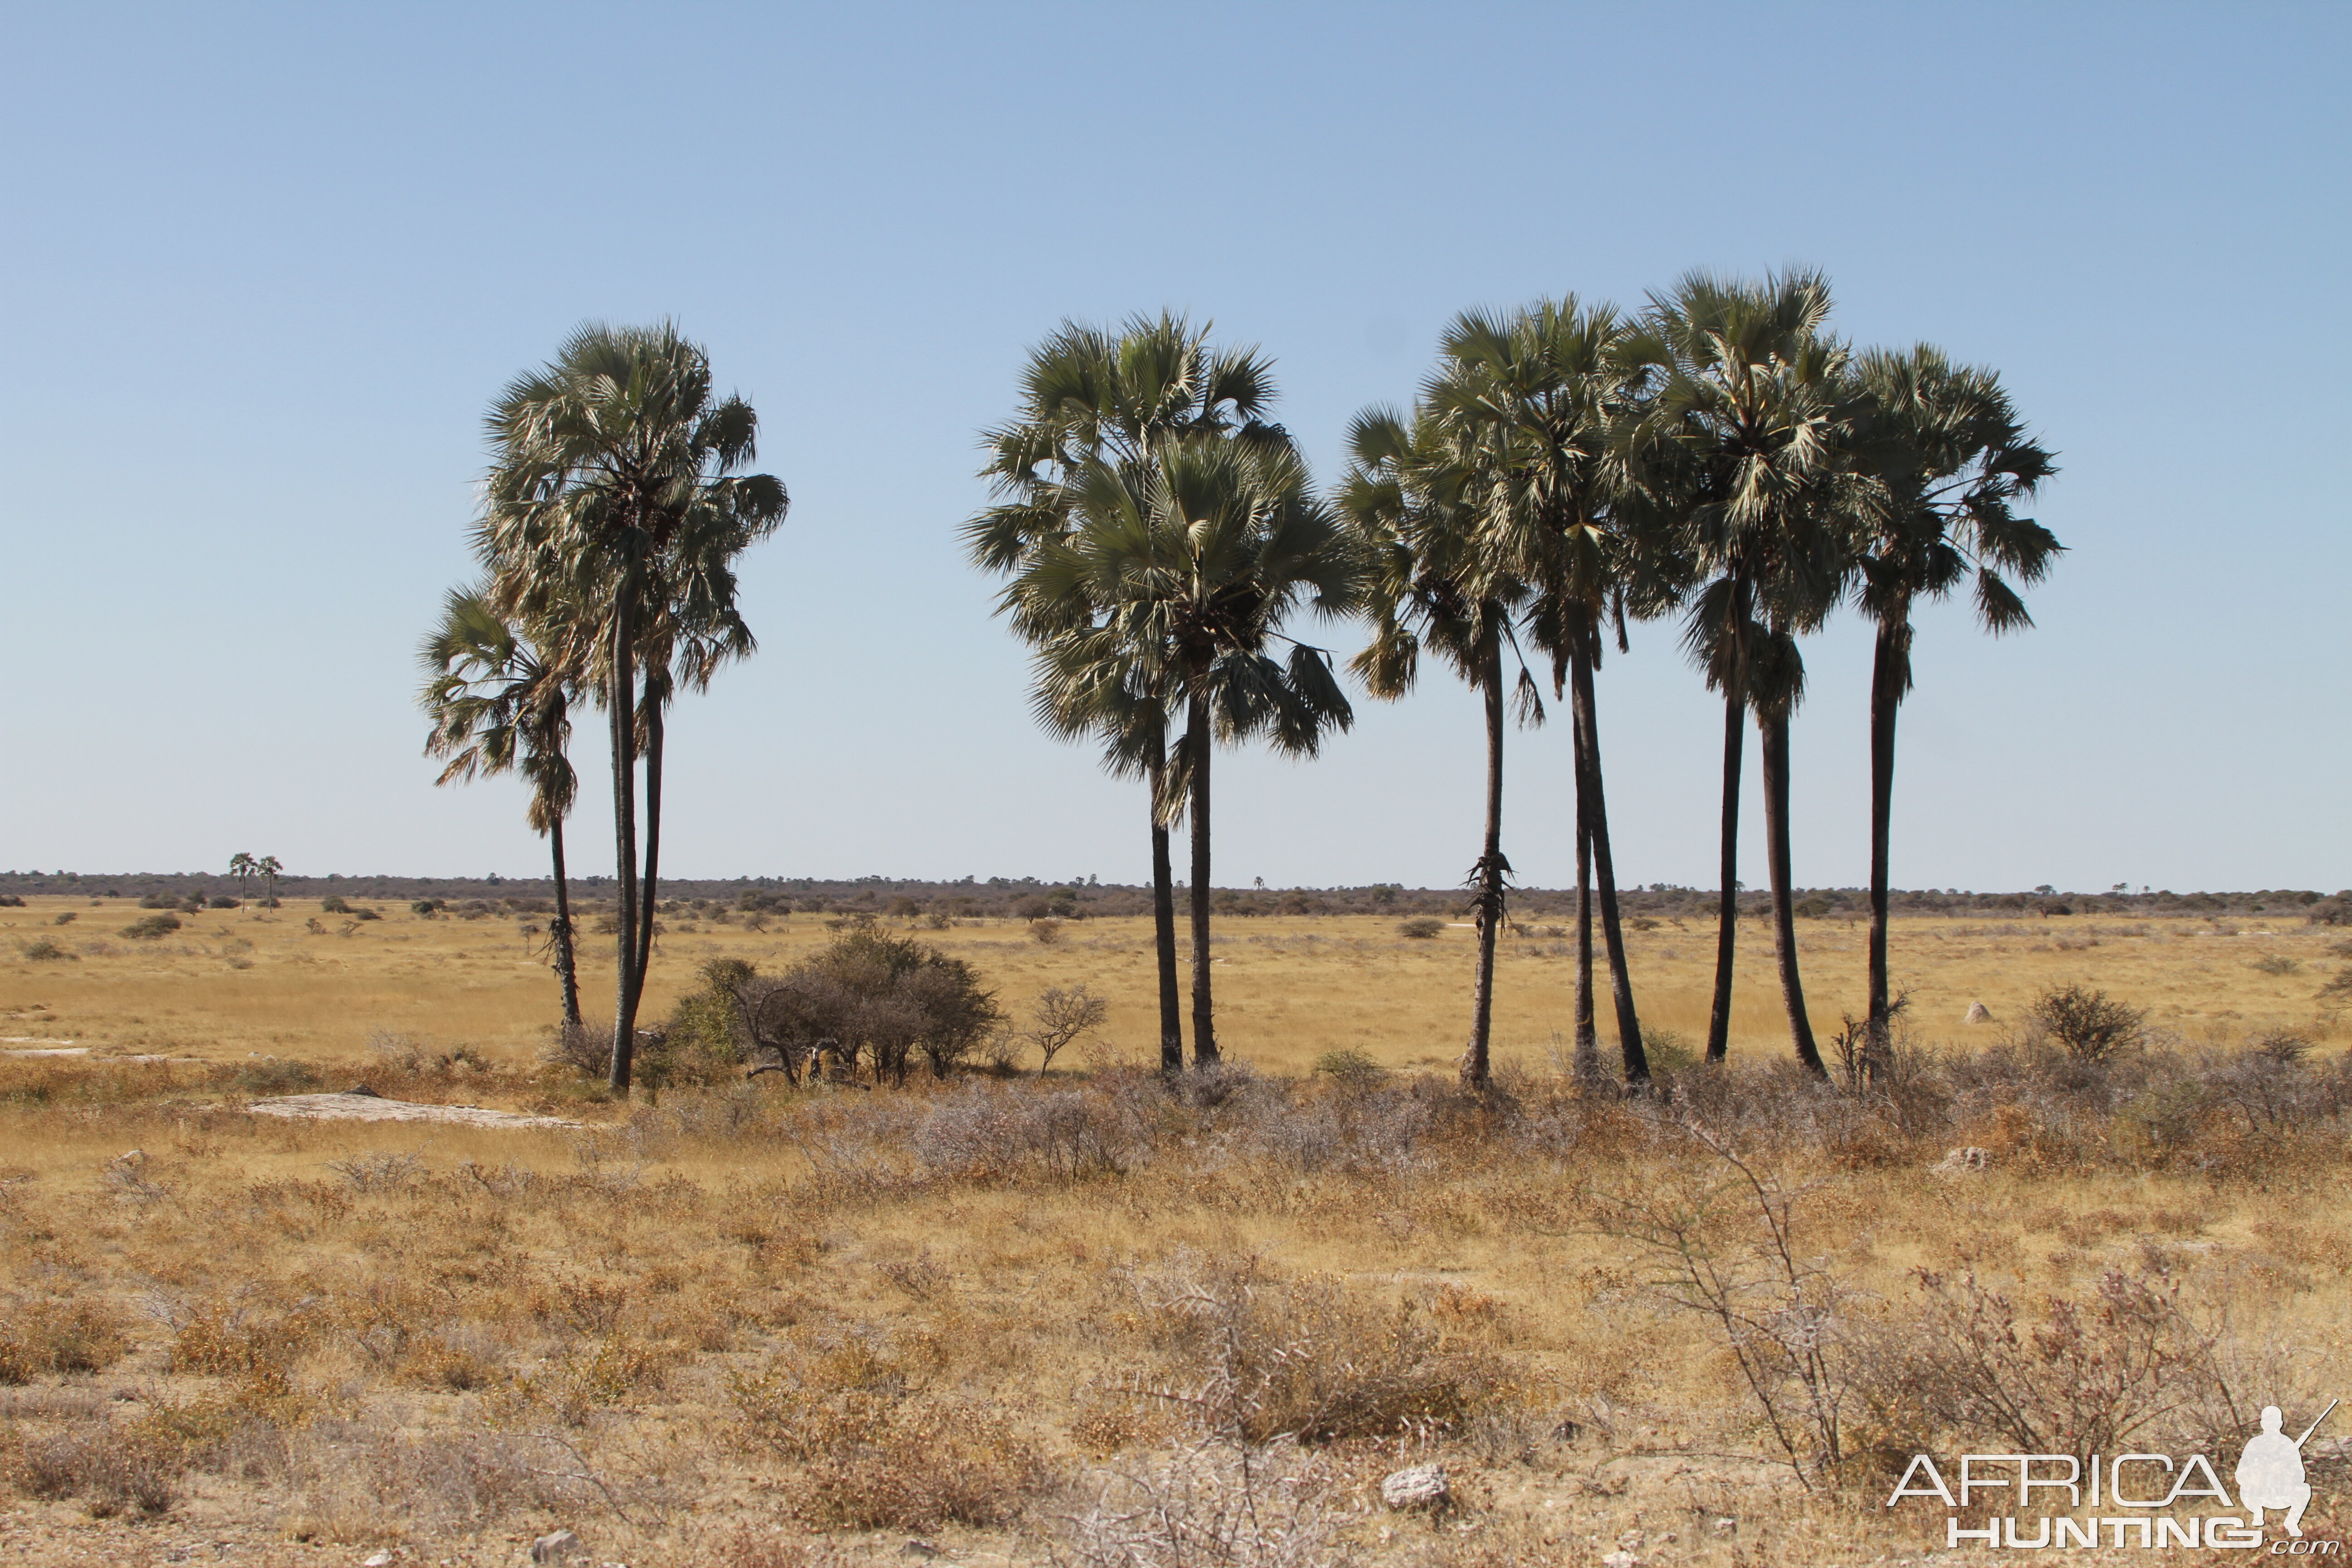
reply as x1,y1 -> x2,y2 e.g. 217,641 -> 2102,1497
2,893 -> 2349,1565
5,895 -> 2340,1075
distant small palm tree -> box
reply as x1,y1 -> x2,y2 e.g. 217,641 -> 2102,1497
421,586 -> 588,1026
227,852 -> 257,909
1851,346 -> 2058,1067
256,856 -> 282,908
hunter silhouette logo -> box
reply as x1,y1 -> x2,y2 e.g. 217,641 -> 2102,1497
2239,1400 -> 2334,1539
1886,1399 -> 2337,1550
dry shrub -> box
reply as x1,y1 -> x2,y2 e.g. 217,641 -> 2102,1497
1133,1253 -> 1514,1444
1063,1437 -> 1349,1568
395,1329 -> 506,1392
911,1080 -> 1146,1182
516,1333 -> 676,1425
731,1335 -> 1043,1529
0,1299 -> 129,1379
171,1302 -> 321,1379
270,1420 -> 596,1543
0,1421 -> 183,1516
2028,982 -> 2146,1061
1845,1256 -> 2325,1480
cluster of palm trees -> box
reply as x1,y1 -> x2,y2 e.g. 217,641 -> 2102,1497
971,272 -> 2058,1088
226,852 -> 283,908
418,322 -> 788,1093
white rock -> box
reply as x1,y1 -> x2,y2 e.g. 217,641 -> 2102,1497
1965,1001 -> 1993,1024
1602,1553 -> 1640,1568
363,1553 -> 394,1568
530,1531 -> 584,1564
1381,1463 -> 1449,1510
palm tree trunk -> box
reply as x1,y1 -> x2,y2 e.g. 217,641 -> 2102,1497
1148,740 -> 1184,1073
1569,625 -> 1646,1083
1758,707 -> 1825,1075
608,593 -> 641,1094
632,700 -> 663,995
1186,686 -> 1218,1064
1866,617 -> 1906,1081
1705,672 -> 1744,1064
1463,636 -> 1505,1090
548,815 -> 581,1028
1573,811 -> 1598,1079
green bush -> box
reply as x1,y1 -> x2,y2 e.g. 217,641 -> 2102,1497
319,896 -> 351,914
2029,983 -> 2146,1062
17,937 -> 74,963
1397,917 -> 1444,939
120,914 -> 181,940
673,933 -> 1002,1086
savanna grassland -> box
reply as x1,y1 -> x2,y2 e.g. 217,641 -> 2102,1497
3,896 -> 2337,1075
5,896 -> 2352,1567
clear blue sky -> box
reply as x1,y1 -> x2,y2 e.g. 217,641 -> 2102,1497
2,3 -> 2344,893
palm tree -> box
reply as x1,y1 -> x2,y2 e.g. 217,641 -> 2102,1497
967,314 -> 1288,1071
1010,438 -> 1363,1061
1339,407 -> 1538,1088
256,856 -> 282,908
1851,346 -> 2059,1067
227,852 -> 256,909
420,585 -> 588,1027
475,322 -> 787,1093
1421,300 -> 1667,1086
1629,270 -> 1862,1075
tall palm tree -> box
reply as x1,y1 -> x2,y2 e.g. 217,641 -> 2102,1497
1011,439 -> 1363,1061
1423,299 -> 1668,1086
1629,270 -> 1861,1075
1340,408 -> 1538,1089
420,585 -> 588,1027
1851,347 -> 2059,1066
967,314 -> 1288,1071
256,856 -> 281,907
227,852 -> 256,909
475,322 -> 787,1093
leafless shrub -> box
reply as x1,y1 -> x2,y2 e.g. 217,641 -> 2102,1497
1592,1123 -> 1858,1486
1848,1262 -> 2259,1467
2251,953 -> 2302,975
731,1337 -> 1042,1529
1,1421 -> 182,1515
1029,917 -> 1065,945
1062,1437 -> 1350,1568
325,1151 -> 425,1193
1024,984 -> 1109,1073
911,1081 -> 1145,1183
546,1020 -> 610,1078
1132,1251 -> 1507,1445
1396,917 -> 1443,939
366,1028 -> 430,1072
98,1148 -> 173,1205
